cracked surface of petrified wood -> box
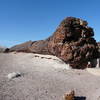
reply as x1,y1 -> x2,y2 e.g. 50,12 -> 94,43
98,42 -> 100,53
7,17 -> 99,69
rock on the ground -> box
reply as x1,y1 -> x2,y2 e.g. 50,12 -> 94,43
7,72 -> 21,79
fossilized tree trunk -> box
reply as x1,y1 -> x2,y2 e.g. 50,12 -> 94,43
6,17 -> 99,69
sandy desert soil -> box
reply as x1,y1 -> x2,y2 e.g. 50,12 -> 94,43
0,52 -> 100,100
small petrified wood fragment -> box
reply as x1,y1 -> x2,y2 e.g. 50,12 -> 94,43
63,90 -> 75,100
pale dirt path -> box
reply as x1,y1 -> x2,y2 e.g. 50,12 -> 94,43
0,53 -> 100,100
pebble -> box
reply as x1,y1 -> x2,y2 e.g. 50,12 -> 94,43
7,72 -> 21,79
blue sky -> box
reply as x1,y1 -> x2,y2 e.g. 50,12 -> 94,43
0,0 -> 100,47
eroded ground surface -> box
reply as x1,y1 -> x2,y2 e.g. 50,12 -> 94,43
0,53 -> 100,100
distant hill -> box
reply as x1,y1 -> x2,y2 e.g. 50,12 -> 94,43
0,45 -> 6,53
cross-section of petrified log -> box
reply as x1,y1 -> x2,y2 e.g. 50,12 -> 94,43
6,17 -> 99,69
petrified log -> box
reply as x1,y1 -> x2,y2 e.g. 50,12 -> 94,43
6,17 -> 99,69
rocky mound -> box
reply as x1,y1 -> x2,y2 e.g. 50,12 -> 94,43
6,17 -> 99,69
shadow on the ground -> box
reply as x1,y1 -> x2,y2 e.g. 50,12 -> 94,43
74,96 -> 86,100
